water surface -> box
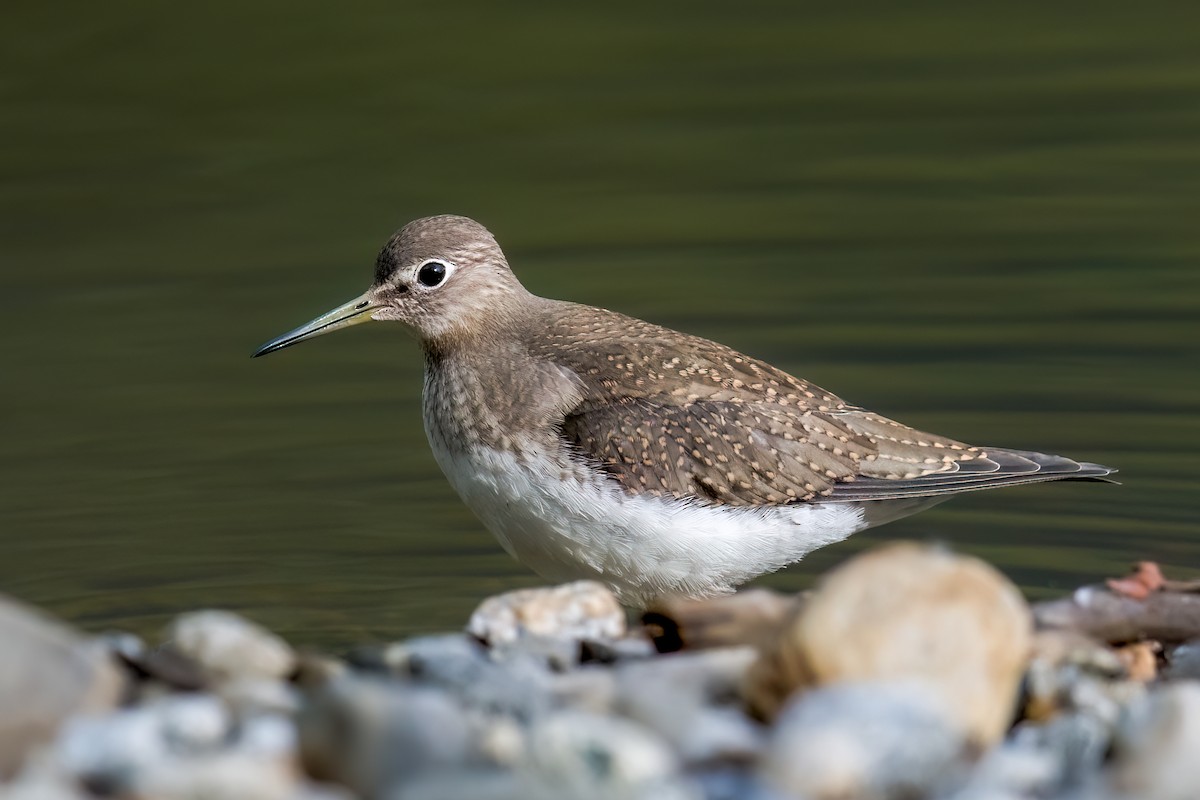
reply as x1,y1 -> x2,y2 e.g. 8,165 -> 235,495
2,3 -> 1198,647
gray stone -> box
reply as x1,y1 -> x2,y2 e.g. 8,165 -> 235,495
1023,629 -> 1144,738
164,610 -> 296,683
125,751 -> 297,800
298,674 -> 477,798
376,633 -> 551,720
291,783 -> 359,800
580,635 -> 657,664
1107,682 -> 1200,800
98,630 -> 147,664
388,769 -> 527,800
0,760 -> 90,800
0,593 -> 125,778
1164,639 -> 1200,681
467,581 -> 625,647
615,648 -> 764,764
691,767 -> 766,800
1010,712 -> 1111,791
217,677 -> 300,719
521,711 -> 701,800
617,646 -> 758,705
55,694 -> 232,790
492,634 -> 582,671
760,681 -> 968,800
545,666 -> 618,716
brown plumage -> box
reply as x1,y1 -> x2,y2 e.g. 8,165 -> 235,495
523,303 -> 1114,506
254,214 -> 1117,601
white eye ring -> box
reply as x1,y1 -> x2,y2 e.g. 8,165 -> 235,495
415,259 -> 455,289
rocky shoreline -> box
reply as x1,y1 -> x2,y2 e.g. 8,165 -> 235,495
2,542 -> 1199,800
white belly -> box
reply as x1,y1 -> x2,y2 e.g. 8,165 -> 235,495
426,438 -> 869,604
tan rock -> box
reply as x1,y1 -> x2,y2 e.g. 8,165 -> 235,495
746,541 -> 1032,746
164,610 -> 296,683
467,581 -> 625,646
1115,641 -> 1161,683
0,593 -> 125,778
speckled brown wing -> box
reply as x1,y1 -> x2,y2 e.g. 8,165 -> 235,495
531,303 -> 991,507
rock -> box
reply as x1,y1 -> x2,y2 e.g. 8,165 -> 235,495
579,635 -> 657,664
1115,640 -> 1161,682
164,610 -> 296,683
689,767 -> 763,800
1107,682 -> 1200,800
0,593 -> 125,778
643,589 -> 796,653
521,711 -> 700,800
56,694 -> 230,786
759,681 -> 968,800
298,674 -> 478,798
745,541 -> 1032,746
1023,629 -> 1126,721
362,633 -> 552,720
619,647 -> 759,706
386,769 -> 527,800
123,751 -> 297,800
217,677 -> 300,719
545,667 -> 618,716
615,648 -> 763,764
467,581 -> 625,647
0,760 -> 91,800
1009,712 -> 1112,792
1034,584 -> 1200,644
1164,638 -> 1200,681
936,738 -> 1061,800
53,693 -> 300,800
293,783 -> 359,800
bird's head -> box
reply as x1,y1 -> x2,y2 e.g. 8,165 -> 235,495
253,215 -> 526,357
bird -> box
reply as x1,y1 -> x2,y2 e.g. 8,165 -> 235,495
253,215 -> 1116,604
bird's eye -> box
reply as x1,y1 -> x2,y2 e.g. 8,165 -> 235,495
417,261 -> 448,288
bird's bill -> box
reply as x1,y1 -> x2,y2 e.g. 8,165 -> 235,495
252,291 -> 379,358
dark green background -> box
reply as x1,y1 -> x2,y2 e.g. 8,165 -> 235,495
3,3 -> 1197,647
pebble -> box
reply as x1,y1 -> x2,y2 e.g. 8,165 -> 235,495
55,695 -> 230,786
1010,712 -> 1112,791
165,610 -> 297,683
0,593 -> 125,777
1023,629 -> 1126,721
521,711 -> 701,800
125,752 -> 297,800
298,674 -> 478,798
368,633 -> 552,720
467,581 -> 626,646
388,769 -> 527,800
936,740 -> 1061,800
0,752 -> 93,800
1164,638 -> 1200,680
759,681 -> 968,800
3,541 -> 1196,800
1107,681 -> 1200,800
746,541 -> 1032,746
217,677 -> 301,718
616,648 -> 763,764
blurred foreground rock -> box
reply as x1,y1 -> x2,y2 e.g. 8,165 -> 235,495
0,596 -> 124,779
466,580 -> 626,646
2,547 -> 1199,800
745,542 -> 1032,746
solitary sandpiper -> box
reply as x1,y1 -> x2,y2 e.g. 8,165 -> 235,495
253,215 -> 1116,603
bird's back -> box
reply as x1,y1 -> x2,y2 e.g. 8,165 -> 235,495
515,299 -> 1115,508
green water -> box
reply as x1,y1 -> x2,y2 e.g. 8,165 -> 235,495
2,3 -> 1198,648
